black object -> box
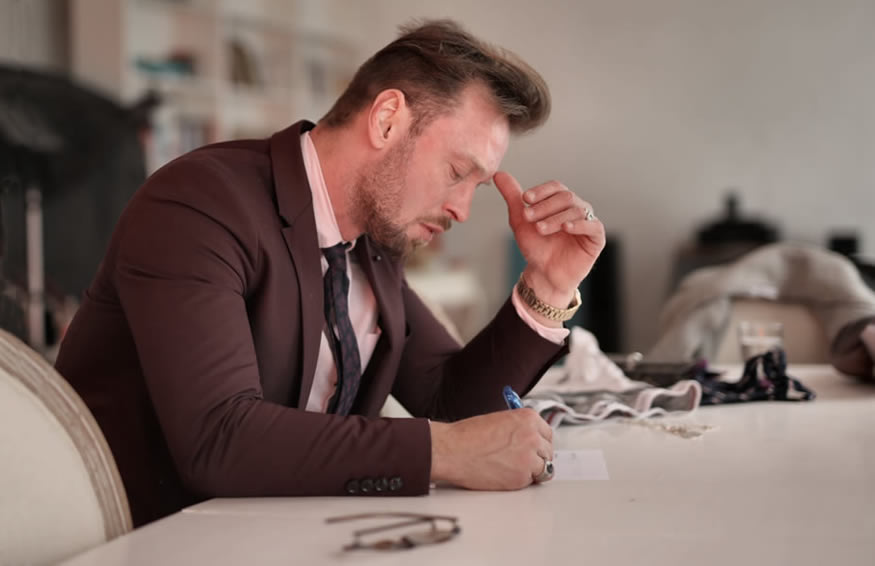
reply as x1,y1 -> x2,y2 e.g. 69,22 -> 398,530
623,361 -> 700,388
696,349 -> 815,405
670,192 -> 781,291
696,192 -> 780,245
608,351 -> 701,388
0,66 -> 157,191
0,65 -> 158,304
575,237 -> 623,352
0,193 -> 26,341
828,231 -> 859,257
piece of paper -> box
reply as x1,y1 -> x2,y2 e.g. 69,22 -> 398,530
552,449 -> 609,480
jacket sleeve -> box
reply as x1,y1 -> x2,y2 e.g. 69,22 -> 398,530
114,159 -> 431,498
391,280 -> 569,422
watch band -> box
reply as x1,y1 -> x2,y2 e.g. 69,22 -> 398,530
516,274 -> 581,322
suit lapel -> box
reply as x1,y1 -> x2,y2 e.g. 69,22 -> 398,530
283,222 -> 322,408
353,239 -> 406,414
269,121 -> 323,408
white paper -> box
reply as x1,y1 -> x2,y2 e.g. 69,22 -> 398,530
551,449 -> 609,480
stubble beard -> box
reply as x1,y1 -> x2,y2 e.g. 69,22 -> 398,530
352,138 -> 421,261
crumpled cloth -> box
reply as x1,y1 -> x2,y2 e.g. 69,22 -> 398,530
648,243 -> 875,379
525,327 -> 702,428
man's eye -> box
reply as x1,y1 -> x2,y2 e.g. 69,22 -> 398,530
450,167 -> 462,182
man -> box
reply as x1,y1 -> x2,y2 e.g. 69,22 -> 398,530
56,20 -> 605,526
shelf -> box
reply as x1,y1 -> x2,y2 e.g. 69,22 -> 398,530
131,73 -> 216,100
220,83 -> 293,105
132,0 -> 216,19
72,0 -> 359,169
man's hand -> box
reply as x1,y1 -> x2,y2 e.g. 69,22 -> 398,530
494,172 -> 606,319
429,409 -> 553,490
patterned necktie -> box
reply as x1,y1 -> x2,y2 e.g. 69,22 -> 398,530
321,243 -> 362,415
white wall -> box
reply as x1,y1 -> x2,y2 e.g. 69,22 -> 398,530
352,0 -> 875,351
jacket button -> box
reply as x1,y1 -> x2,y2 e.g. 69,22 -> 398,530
374,477 -> 388,493
345,479 -> 359,495
389,476 -> 403,491
360,478 -> 374,494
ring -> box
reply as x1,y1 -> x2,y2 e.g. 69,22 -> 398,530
534,459 -> 554,483
584,208 -> 595,221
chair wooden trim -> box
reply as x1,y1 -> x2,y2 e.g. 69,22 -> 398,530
0,329 -> 132,539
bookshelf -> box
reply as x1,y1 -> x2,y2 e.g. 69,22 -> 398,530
70,0 -> 358,173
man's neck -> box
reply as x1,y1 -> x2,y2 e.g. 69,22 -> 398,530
308,123 -> 364,242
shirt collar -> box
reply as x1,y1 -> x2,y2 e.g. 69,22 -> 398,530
300,131 -> 356,250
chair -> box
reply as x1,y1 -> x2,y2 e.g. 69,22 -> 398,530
712,298 -> 831,364
0,328 -> 131,566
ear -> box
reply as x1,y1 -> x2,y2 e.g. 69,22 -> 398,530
366,89 -> 409,149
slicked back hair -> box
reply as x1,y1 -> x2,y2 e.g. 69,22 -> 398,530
320,19 -> 551,137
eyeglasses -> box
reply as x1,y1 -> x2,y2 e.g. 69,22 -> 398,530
325,512 -> 461,551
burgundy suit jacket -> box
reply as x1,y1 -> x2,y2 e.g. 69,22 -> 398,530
56,121 -> 567,526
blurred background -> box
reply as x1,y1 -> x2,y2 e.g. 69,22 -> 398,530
1,0 -> 873,357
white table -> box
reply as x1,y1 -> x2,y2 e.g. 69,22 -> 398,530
60,365 -> 875,565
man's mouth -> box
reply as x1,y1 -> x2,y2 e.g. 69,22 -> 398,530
422,222 -> 445,235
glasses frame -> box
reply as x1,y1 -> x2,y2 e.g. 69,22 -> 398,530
325,511 -> 461,551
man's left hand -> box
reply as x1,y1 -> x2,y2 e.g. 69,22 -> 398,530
494,171 -> 606,313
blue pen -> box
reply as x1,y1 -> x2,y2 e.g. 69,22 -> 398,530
503,385 -> 524,410
504,385 -> 554,480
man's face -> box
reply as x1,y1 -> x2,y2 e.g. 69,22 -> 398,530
354,84 -> 511,259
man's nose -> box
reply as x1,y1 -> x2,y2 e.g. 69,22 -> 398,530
443,183 -> 475,223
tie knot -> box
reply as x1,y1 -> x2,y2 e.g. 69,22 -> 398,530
322,242 -> 349,271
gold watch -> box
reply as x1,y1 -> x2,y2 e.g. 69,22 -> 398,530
516,274 -> 581,322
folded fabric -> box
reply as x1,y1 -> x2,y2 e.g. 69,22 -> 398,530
526,327 -> 702,428
524,386 -> 702,428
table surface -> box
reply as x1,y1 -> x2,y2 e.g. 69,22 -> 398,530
60,365 -> 875,566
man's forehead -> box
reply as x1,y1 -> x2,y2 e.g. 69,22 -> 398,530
423,108 -> 508,170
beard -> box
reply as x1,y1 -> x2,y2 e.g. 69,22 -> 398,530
352,137 -> 450,261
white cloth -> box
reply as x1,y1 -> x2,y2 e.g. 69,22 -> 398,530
525,327 -> 701,428
648,243 -> 875,365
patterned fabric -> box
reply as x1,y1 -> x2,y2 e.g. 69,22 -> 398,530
322,243 -> 362,415
693,348 -> 815,405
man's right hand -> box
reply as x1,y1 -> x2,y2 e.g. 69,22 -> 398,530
428,409 -> 554,490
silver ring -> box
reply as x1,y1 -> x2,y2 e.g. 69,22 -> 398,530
534,459 -> 554,483
584,208 -> 595,221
